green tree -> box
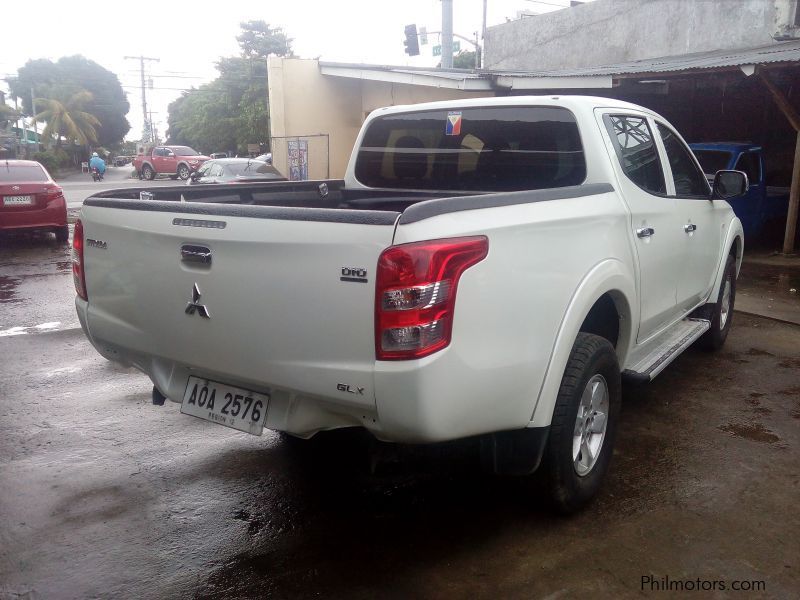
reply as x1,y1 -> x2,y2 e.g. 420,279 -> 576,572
453,50 -> 480,69
10,56 -> 130,145
32,88 -> 101,147
167,21 -> 290,153
236,21 -> 293,59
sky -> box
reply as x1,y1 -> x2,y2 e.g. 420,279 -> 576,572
0,0 -> 587,142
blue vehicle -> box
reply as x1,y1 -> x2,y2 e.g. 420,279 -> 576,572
690,142 -> 790,239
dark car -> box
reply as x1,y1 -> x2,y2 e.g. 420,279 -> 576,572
187,158 -> 285,185
0,160 -> 68,242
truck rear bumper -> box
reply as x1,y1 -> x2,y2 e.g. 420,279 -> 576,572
76,299 -> 543,444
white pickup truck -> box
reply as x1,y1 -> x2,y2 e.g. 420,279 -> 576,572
73,96 -> 746,512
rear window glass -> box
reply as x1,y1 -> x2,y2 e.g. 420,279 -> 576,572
226,162 -> 281,176
354,106 -> 586,192
0,164 -> 48,182
692,150 -> 732,176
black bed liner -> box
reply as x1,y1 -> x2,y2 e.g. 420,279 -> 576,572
84,179 -> 613,225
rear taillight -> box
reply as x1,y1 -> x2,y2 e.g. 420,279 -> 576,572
43,185 -> 63,200
375,236 -> 488,360
72,219 -> 87,300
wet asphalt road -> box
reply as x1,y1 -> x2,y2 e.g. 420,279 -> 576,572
1,236 -> 799,598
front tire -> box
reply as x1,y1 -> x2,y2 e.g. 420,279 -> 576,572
698,254 -> 736,351
177,164 -> 191,180
142,164 -> 155,180
540,333 -> 621,514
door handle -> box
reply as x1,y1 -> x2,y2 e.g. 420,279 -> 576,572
684,223 -> 697,233
181,244 -> 212,264
636,227 -> 655,238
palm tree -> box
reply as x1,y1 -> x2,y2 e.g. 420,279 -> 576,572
32,89 -> 101,147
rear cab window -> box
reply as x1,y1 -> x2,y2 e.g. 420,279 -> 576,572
603,114 -> 666,195
354,106 -> 586,192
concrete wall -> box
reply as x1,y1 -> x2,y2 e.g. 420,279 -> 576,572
485,0 -> 797,71
267,58 -> 491,179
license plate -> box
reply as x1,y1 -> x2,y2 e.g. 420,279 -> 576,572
181,376 -> 269,435
3,195 -> 33,206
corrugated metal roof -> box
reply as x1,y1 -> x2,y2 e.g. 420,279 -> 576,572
495,40 -> 800,78
319,40 -> 800,89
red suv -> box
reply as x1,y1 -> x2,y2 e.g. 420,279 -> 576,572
133,145 -> 210,181
0,160 -> 68,242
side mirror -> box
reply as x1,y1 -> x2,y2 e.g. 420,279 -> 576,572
711,170 -> 749,200
190,171 -> 201,181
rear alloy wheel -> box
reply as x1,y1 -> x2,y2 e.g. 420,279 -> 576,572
177,164 -> 191,180
698,254 -> 736,351
540,333 -> 621,514
55,225 -> 69,243
142,164 -> 155,180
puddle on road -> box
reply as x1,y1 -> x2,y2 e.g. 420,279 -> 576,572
0,321 -> 64,337
719,422 -> 781,443
0,275 -> 21,303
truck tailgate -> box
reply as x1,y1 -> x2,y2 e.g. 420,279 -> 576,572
79,202 -> 399,408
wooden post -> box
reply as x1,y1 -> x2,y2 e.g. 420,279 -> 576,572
786,132 -> 800,254
757,70 -> 800,254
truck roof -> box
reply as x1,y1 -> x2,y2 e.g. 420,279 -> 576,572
368,94 -> 656,117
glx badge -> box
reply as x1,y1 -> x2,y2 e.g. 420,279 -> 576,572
185,283 -> 210,318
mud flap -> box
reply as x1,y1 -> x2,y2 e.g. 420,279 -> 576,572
480,426 -> 550,476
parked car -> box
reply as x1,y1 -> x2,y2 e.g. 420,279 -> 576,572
187,158 -> 285,185
209,152 -> 228,159
690,142 -> 790,238
254,152 -> 272,164
133,145 -> 210,181
74,96 -> 746,512
0,160 -> 68,242
113,155 -> 133,167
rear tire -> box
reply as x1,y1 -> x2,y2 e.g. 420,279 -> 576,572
698,254 -> 736,351
540,333 -> 621,514
55,225 -> 69,243
142,164 -> 155,180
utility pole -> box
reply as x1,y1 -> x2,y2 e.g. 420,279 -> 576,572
30,87 -> 39,153
124,55 -> 159,143
481,0 -> 488,68
441,0 -> 454,68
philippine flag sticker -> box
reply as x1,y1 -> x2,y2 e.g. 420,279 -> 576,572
445,111 -> 462,136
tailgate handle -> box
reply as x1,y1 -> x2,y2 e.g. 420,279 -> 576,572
181,244 -> 212,265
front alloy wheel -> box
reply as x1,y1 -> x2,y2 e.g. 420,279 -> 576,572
178,164 -> 191,180
572,374 -> 609,476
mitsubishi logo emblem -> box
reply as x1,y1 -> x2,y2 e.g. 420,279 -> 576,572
185,283 -> 210,318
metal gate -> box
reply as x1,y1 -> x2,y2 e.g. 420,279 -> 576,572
270,134 -> 330,181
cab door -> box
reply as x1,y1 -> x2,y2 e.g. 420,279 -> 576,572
654,121 -> 720,311
597,111 -> 685,343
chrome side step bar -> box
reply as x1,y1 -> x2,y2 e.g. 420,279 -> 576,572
622,318 -> 710,383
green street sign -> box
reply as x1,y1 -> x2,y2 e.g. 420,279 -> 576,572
432,41 -> 460,57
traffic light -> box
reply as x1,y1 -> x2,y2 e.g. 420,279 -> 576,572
403,24 -> 420,56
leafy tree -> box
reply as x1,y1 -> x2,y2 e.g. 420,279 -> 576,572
32,88 -> 101,147
10,56 -> 130,145
236,21 -> 293,59
167,21 -> 290,153
453,50 -> 480,69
